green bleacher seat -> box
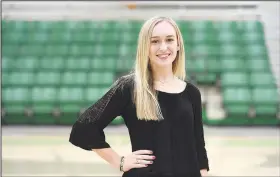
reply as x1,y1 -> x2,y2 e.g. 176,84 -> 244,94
3,87 -> 30,104
58,87 -> 84,103
92,58 -> 117,71
247,58 -> 270,71
32,87 -> 57,105
15,57 -> 39,70
249,72 -> 276,87
187,57 -> 206,73
85,88 -> 109,104
221,72 -> 248,87
188,20 -> 215,32
196,73 -> 217,85
252,87 -> 279,116
35,71 -> 61,86
221,57 -> 247,71
66,57 -> 91,70
88,72 -> 114,86
241,20 -> 264,34
48,32 -> 71,43
40,57 -> 65,70
2,44 -> 18,57
242,32 -> 265,45
252,87 -> 279,105
119,44 -> 137,57
5,71 -> 34,87
99,32 -> 120,44
223,87 -> 251,115
61,71 -> 88,86
220,43 -> 245,57
206,57 -> 220,73
2,56 -> 15,71
191,44 -> 220,57
191,31 -> 218,45
18,44 -> 46,56
117,58 -> 135,72
45,45 -> 69,56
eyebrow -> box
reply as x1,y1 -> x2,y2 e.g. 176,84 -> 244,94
151,35 -> 175,38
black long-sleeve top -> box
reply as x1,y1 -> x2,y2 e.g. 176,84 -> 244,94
69,74 -> 209,177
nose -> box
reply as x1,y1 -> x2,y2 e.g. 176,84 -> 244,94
159,42 -> 168,51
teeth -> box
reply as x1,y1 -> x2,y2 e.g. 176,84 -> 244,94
157,54 -> 169,57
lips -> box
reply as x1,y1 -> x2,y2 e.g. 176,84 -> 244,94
156,54 -> 171,60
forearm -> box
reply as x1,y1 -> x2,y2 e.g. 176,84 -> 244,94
93,148 -> 121,169
200,169 -> 208,176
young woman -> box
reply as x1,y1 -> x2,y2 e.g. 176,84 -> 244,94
69,16 -> 210,177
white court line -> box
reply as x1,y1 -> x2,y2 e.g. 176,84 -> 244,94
2,174 -> 122,177
2,174 -> 68,177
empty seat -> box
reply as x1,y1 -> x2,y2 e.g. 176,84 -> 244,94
85,87 -> 109,103
191,44 -> 220,57
191,30 -> 218,45
252,87 -> 279,105
221,57 -> 247,72
223,87 -> 251,104
221,72 -> 248,87
3,87 -> 30,104
220,44 -> 245,57
188,20 -> 215,32
119,44 -> 137,57
34,71 -> 60,86
31,87 -> 57,104
252,87 -> 279,116
187,57 -> 207,73
18,44 -> 46,56
4,71 -> 34,86
241,20 -> 264,34
117,58 -> 135,72
58,87 -> 84,103
249,72 -> 276,87
65,57 -> 91,70
92,58 -> 117,70
61,71 -> 88,86
48,31 -> 71,44
247,58 -> 270,72
40,57 -> 65,70
88,72 -> 114,86
195,73 -> 217,85
45,45 -> 69,56
223,87 -> 252,115
14,57 -> 39,70
2,44 -> 19,57
206,57 -> 220,73
2,56 -> 15,71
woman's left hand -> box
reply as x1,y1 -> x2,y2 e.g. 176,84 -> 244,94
200,169 -> 208,176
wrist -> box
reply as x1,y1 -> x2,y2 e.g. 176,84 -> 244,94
119,156 -> 125,172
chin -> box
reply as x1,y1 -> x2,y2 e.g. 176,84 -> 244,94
151,58 -> 175,67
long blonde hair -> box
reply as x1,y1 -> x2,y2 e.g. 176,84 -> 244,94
133,16 -> 186,121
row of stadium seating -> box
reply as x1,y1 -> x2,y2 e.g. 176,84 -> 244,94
2,20 -> 279,126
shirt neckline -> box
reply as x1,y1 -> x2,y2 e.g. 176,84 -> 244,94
156,81 -> 188,95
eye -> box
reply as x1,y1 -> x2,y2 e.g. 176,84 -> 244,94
151,40 -> 159,44
167,38 -> 174,42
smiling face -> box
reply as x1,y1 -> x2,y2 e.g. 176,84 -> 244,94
148,20 -> 179,69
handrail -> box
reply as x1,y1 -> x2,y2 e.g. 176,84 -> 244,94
2,1 -> 260,21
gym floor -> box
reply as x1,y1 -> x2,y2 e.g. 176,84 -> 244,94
2,125 -> 280,176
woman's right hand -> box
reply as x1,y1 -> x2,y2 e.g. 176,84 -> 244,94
121,150 -> 156,172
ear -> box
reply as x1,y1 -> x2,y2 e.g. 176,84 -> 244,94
177,46 -> 180,51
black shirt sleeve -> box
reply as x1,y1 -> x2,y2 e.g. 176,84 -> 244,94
69,76 -> 131,151
188,83 -> 210,171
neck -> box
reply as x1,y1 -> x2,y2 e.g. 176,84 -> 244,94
151,65 -> 174,82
